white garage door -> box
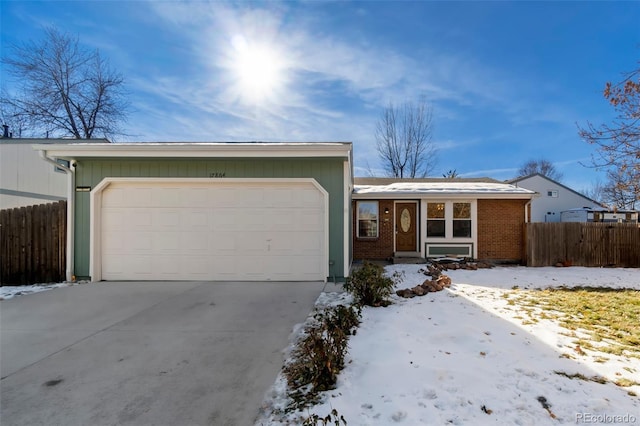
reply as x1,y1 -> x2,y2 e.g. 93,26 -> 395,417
99,180 -> 326,281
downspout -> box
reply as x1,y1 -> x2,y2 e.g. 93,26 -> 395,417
525,199 -> 532,223
524,198 -> 533,266
39,150 -> 75,282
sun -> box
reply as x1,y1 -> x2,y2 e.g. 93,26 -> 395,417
229,35 -> 286,105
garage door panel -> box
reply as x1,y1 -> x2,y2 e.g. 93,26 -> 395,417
211,187 -> 237,207
212,210 -> 239,230
183,187 -> 209,207
103,231 -> 124,252
102,208 -> 124,230
209,232 -> 237,252
130,209 -> 153,229
155,210 -> 181,228
151,187 -> 182,207
294,232 -> 324,253
181,232 -> 208,252
100,181 -> 326,281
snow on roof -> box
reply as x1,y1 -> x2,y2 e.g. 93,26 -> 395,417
354,181 -> 536,198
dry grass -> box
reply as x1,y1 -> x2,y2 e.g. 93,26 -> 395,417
506,287 -> 640,361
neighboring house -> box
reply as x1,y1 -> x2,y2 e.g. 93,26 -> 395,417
353,178 -> 536,263
33,142 -> 353,283
0,136 -> 110,209
508,173 -> 602,223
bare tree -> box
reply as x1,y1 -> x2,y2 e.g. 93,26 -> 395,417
1,26 -> 128,139
375,98 -> 436,178
601,169 -> 637,209
578,61 -> 639,207
442,169 -> 459,179
517,158 -> 563,181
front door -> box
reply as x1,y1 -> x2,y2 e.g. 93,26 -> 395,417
395,203 -> 417,252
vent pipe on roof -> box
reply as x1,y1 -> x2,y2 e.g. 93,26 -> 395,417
2,124 -> 10,138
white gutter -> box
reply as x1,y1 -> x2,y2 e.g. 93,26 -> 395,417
31,142 -> 353,159
39,150 -> 75,282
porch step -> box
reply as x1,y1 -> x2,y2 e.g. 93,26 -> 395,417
392,257 -> 427,265
394,251 -> 422,258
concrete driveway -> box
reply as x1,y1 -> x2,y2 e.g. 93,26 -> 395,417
1,281 -> 329,426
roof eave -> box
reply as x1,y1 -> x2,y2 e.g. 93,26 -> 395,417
352,192 -> 536,200
33,142 -> 353,159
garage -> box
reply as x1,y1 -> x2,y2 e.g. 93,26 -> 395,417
93,178 -> 328,281
34,142 -> 352,282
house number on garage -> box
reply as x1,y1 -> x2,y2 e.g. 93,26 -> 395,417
209,172 -> 226,178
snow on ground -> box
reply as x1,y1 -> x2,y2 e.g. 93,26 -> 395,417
0,282 -> 70,300
258,266 -> 640,426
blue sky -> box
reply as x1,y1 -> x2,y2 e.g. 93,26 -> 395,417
1,1 -> 639,193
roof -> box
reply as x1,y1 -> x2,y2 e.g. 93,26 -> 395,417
353,178 -> 536,199
355,177 -> 501,185
32,141 -> 353,159
507,173 -> 603,207
1,138 -> 111,145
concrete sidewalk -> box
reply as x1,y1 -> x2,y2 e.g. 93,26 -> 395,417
1,281 -> 326,426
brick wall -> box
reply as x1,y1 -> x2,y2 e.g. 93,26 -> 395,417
353,200 -> 395,260
477,199 -> 527,263
353,198 -> 528,262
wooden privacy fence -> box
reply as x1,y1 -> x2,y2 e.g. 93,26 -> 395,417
526,222 -> 640,267
1,201 -> 66,285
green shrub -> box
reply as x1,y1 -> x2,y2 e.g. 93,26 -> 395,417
343,261 -> 403,307
284,304 -> 361,411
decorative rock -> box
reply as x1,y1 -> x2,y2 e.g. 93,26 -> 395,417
396,274 -> 452,298
437,275 -> 452,287
396,289 -> 416,298
411,285 -> 427,296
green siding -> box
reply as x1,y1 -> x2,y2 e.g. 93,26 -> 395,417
74,157 -> 347,280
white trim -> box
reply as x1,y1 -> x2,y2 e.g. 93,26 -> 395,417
353,192 -> 533,200
90,177 -> 329,282
394,200 -> 419,253
355,200 -> 379,238
423,200 -> 478,259
34,142 -> 352,159
343,160 -> 351,279
426,243 -> 474,258
38,150 -> 75,281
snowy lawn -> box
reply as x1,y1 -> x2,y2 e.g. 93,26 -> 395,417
258,265 -> 640,425
0,282 -> 70,300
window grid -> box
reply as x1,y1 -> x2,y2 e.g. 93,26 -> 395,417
357,201 -> 379,238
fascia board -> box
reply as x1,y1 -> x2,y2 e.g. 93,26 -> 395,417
352,192 -> 536,200
33,143 -> 352,159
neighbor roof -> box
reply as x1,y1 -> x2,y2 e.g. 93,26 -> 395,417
353,178 -> 536,199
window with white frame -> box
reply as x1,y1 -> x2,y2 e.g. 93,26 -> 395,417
547,190 -> 558,198
357,201 -> 379,238
426,201 -> 475,239
453,202 -> 472,237
427,202 -> 446,237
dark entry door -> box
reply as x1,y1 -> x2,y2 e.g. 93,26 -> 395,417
395,203 -> 417,251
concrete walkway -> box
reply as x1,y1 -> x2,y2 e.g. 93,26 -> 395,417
1,280 -> 329,426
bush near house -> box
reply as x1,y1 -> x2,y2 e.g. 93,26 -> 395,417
284,304 -> 361,411
343,261 -> 403,307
